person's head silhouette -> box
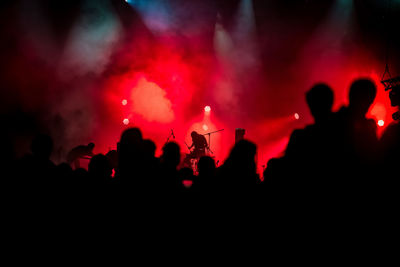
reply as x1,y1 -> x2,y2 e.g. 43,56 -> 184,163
191,131 -> 199,140
306,83 -> 334,123
161,142 -> 181,169
120,128 -> 143,146
348,79 -> 377,117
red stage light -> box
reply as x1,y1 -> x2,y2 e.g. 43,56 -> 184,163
202,124 -> 209,131
123,118 -> 129,125
294,113 -> 300,120
204,106 -> 211,112
122,99 -> 127,106
378,120 -> 384,127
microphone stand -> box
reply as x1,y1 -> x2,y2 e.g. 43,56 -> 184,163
165,129 -> 175,144
203,129 -> 224,155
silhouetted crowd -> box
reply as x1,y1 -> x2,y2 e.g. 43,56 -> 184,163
3,79 -> 399,209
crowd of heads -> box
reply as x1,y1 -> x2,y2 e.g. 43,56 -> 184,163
5,78 -> 399,203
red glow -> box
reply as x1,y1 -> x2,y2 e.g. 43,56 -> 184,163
182,180 -> 193,188
95,10 -> 396,175
122,99 -> 127,106
123,118 -> 129,125
130,77 -> 174,123
378,120 -> 384,127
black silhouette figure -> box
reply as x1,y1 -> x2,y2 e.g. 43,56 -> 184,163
159,142 -> 182,193
183,131 -> 208,168
334,79 -> 378,181
218,139 -> 259,192
117,127 -> 145,190
192,156 -> 217,193
284,84 -> 336,191
264,84 -> 336,198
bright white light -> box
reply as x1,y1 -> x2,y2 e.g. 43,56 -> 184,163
122,99 -> 127,106
294,113 -> 300,120
202,124 -> 209,131
204,106 -> 211,112
378,120 -> 384,127
123,118 -> 129,125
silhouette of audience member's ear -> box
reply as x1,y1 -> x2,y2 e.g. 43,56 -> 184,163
348,79 -> 377,116
31,134 -> 53,159
306,83 -> 334,123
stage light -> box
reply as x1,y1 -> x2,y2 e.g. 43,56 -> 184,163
202,124 -> 209,131
204,106 -> 211,112
378,120 -> 385,127
294,113 -> 300,120
123,118 -> 129,125
122,99 -> 127,106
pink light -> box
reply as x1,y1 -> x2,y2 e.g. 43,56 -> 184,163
202,124 -> 209,131
204,106 -> 211,113
294,113 -> 300,120
122,99 -> 127,106
123,118 -> 129,125
378,120 -> 385,127
182,180 -> 193,188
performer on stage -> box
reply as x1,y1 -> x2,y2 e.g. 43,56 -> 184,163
189,131 -> 208,158
183,131 -> 209,167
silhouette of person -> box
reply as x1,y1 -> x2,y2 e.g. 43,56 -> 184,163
189,131 -> 208,157
142,138 -> 160,189
218,139 -> 259,192
159,142 -> 182,193
283,84 -> 336,191
183,131 -> 208,168
192,156 -> 217,193
263,84 -> 337,201
335,79 -> 378,178
117,128 -> 144,187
